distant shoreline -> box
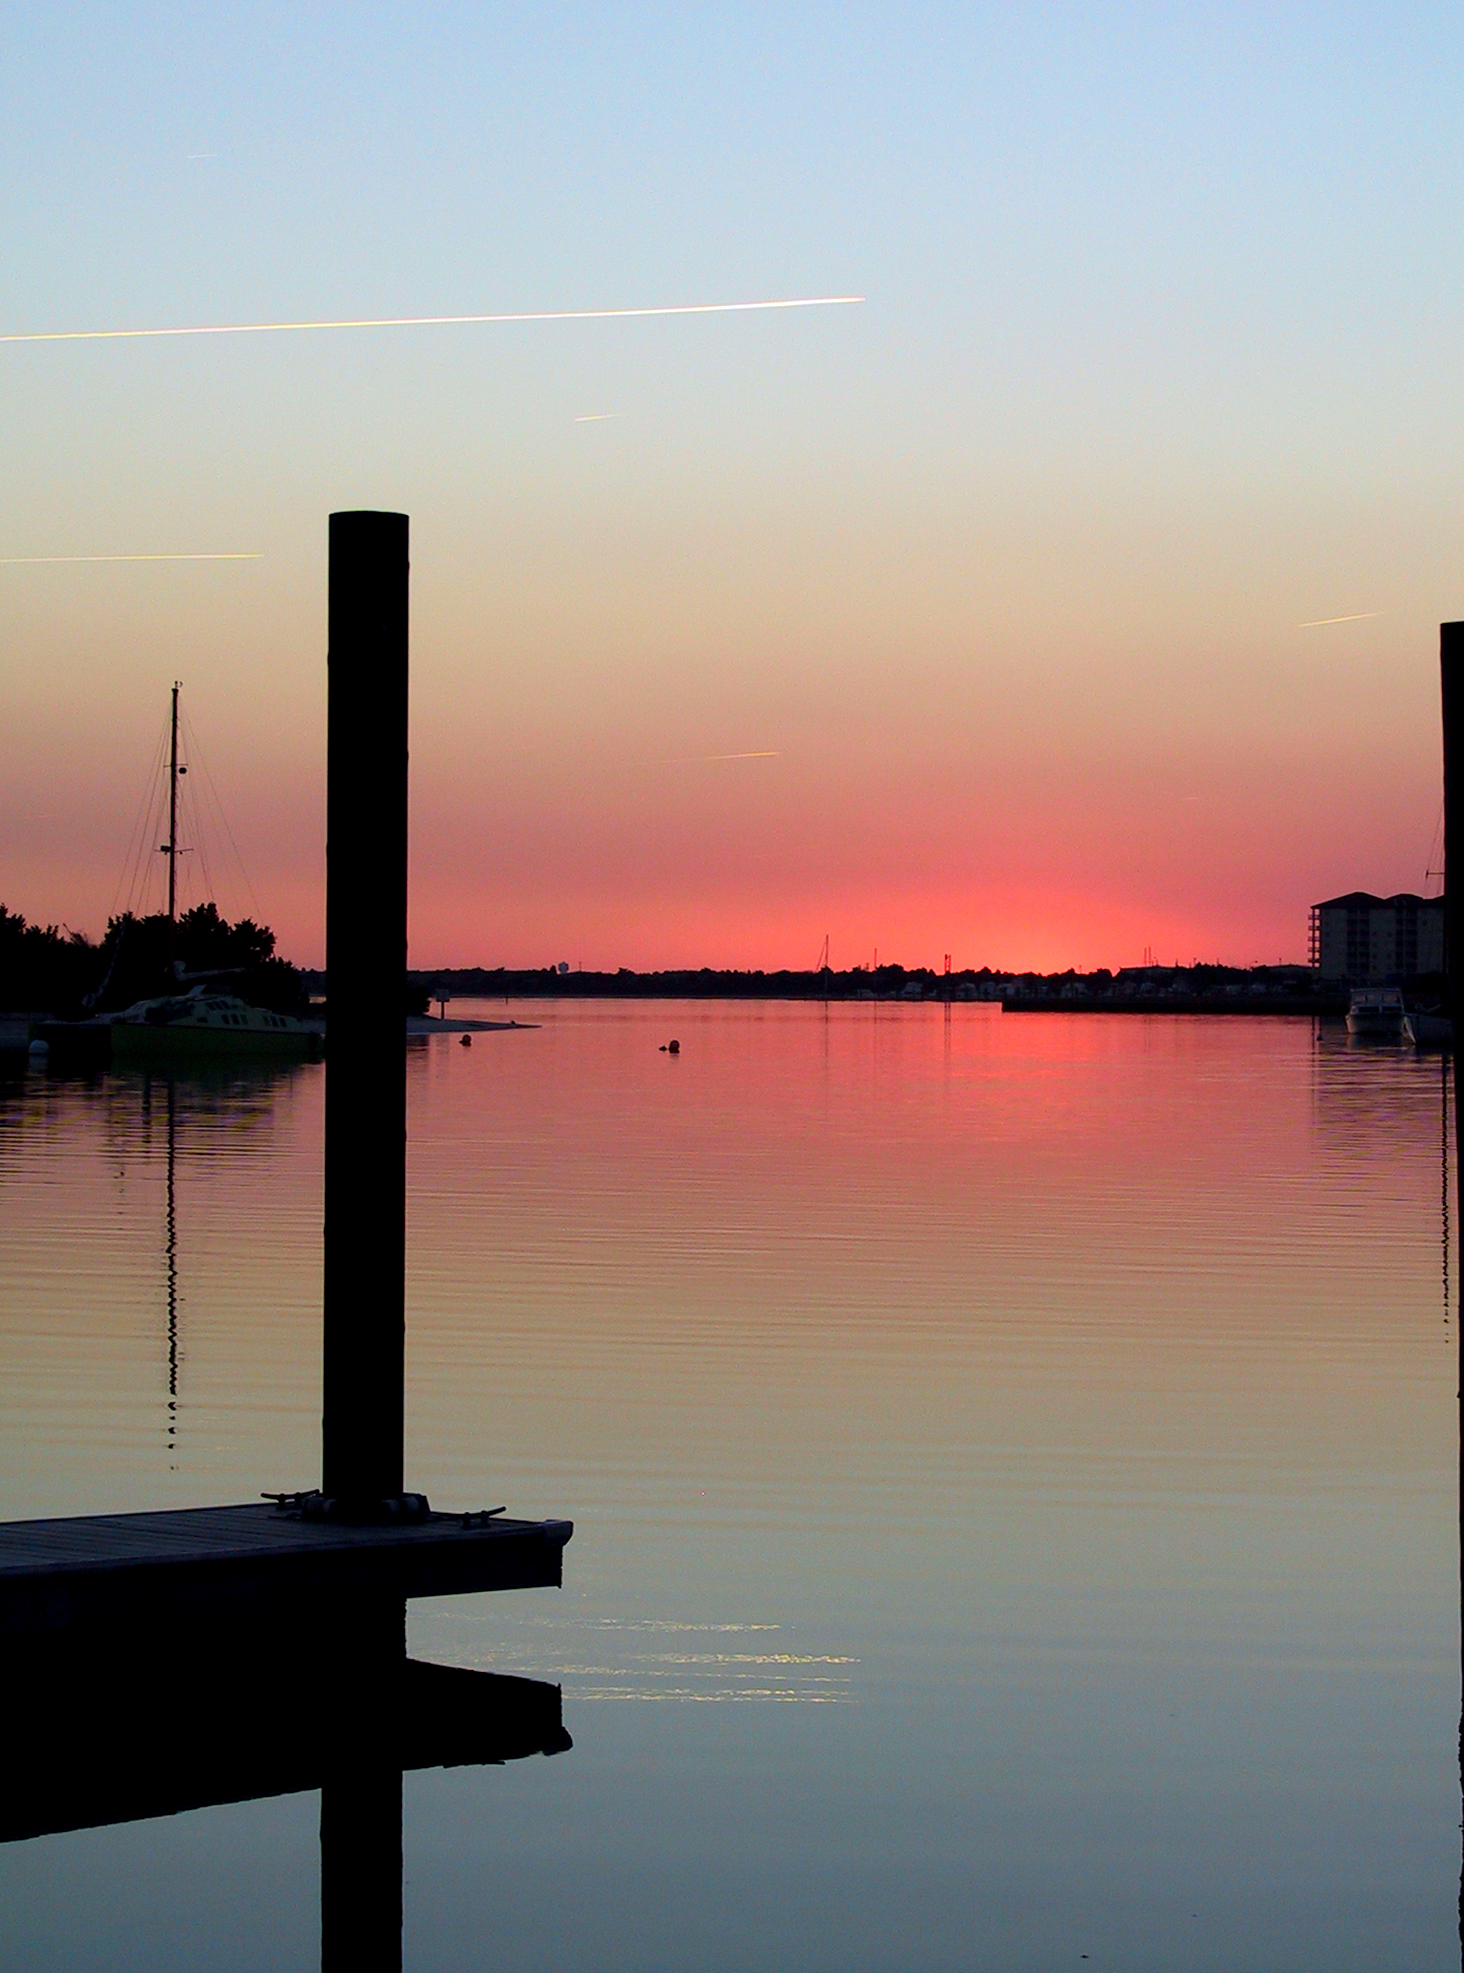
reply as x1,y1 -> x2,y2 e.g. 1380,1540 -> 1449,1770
326,966 -> 1358,1018
1000,995 -> 1340,1016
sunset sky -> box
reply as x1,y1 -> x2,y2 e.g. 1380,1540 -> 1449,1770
2,5 -> 1460,972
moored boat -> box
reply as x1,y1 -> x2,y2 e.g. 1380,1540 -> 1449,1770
1345,987 -> 1406,1038
108,988 -> 320,1060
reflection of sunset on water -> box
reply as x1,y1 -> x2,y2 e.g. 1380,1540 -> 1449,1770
1,1007 -> 1452,1966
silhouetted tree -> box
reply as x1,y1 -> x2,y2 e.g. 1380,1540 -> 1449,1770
0,908 -> 96,1012
92,906 -> 305,1013
0,903 -> 306,1015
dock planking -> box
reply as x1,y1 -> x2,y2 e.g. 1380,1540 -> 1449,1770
0,1501 -> 572,1637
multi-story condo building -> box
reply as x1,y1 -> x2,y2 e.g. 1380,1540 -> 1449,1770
1309,892 -> 1445,981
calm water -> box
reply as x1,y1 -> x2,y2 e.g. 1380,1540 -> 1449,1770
0,1003 -> 1457,1970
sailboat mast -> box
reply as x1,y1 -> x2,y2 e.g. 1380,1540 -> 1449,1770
166,682 -> 180,952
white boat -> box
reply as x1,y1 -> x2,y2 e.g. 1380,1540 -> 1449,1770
108,987 -> 320,1060
1345,987 -> 1406,1038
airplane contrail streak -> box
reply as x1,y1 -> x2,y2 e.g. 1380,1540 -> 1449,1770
1,296 -> 865,346
0,552 -> 262,564
660,750 -> 781,764
1297,611 -> 1384,628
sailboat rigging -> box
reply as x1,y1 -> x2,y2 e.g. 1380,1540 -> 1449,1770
161,680 -> 188,956
63,685 -> 320,1060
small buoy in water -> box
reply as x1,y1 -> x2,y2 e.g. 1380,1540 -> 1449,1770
667,1038 -> 680,1054
460,1034 -> 472,1047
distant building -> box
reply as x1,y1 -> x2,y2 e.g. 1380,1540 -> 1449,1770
1309,892 -> 1445,981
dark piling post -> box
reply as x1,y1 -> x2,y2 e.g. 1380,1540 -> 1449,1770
1443,623 -> 1463,1299
1445,624 -> 1464,1047
1442,620 -> 1464,1950
324,511 -> 411,1514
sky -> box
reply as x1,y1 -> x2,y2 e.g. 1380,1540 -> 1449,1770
1,3 -> 1461,973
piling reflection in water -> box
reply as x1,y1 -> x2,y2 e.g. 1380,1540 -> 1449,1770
0,1598 -> 570,1972
1309,1023 -> 1455,1339
1441,1052 -> 1451,1340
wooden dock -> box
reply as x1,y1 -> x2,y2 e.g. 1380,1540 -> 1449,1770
0,1501 -> 572,1638
0,1498 -> 576,1881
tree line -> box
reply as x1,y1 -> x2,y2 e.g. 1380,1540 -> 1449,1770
0,903 -> 306,1015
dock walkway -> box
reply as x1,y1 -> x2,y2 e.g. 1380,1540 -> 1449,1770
0,1501 -> 572,1637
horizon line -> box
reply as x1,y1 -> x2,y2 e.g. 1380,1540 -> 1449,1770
0,296 -> 867,346
0,551 -> 262,564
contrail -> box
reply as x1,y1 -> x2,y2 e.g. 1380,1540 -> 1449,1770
1,296 -> 865,346
574,413 -> 620,422
1298,611 -> 1384,628
0,552 -> 262,565
661,750 -> 781,764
